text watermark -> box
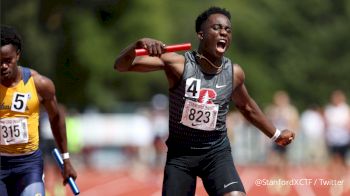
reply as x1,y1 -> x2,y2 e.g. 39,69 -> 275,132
255,178 -> 344,187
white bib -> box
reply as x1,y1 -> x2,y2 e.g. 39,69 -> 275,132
180,99 -> 219,131
0,118 -> 29,145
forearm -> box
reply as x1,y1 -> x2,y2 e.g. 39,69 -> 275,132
50,113 -> 76,181
236,98 -> 276,138
50,113 -> 68,153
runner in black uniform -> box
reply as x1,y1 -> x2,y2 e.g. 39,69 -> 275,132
114,7 -> 295,196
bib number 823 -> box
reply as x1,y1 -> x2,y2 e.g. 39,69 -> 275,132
188,108 -> 211,123
181,99 -> 218,131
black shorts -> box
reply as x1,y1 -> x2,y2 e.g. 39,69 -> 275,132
162,146 -> 245,196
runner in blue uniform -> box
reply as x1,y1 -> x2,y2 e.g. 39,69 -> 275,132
1,25 -> 77,196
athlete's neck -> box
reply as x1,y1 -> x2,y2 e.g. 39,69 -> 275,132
195,52 -> 223,75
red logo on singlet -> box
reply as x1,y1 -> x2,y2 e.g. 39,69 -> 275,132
198,88 -> 217,104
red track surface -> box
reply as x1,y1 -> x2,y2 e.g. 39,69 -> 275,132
45,166 -> 350,196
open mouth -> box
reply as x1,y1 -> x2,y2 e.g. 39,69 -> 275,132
216,39 -> 227,53
1,70 -> 9,77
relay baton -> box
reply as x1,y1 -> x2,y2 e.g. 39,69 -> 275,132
52,148 -> 80,195
135,43 -> 191,56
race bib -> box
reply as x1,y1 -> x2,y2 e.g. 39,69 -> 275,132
180,99 -> 218,131
185,78 -> 201,99
0,118 -> 29,145
11,92 -> 29,113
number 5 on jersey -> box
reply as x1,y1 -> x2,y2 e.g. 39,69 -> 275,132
185,78 -> 201,99
11,92 -> 29,113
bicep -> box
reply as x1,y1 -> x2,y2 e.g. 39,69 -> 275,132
131,53 -> 185,88
232,83 -> 252,109
129,56 -> 166,72
232,64 -> 251,108
130,52 -> 184,73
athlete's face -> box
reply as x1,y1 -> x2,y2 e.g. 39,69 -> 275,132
0,44 -> 20,83
197,13 -> 232,59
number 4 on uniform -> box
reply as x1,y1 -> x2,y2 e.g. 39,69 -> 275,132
11,92 -> 28,113
185,78 -> 201,99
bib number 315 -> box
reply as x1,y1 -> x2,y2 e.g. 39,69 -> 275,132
0,118 -> 29,145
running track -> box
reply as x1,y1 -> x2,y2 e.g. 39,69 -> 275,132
46,166 -> 350,196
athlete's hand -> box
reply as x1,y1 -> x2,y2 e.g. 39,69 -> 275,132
62,159 -> 77,185
136,38 -> 166,57
275,129 -> 295,147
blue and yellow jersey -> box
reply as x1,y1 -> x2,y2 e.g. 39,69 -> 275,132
0,67 -> 40,154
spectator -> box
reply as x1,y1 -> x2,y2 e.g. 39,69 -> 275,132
300,104 -> 327,165
324,90 -> 350,181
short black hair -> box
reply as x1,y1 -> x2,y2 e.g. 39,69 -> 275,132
195,7 -> 231,33
1,25 -> 22,52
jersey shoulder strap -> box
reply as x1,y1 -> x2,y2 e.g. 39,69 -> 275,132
21,67 -> 32,85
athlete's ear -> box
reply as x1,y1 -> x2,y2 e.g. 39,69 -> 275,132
197,31 -> 204,40
16,50 -> 21,62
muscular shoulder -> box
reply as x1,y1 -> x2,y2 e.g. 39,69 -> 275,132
233,64 -> 245,88
162,52 -> 186,87
30,69 -> 55,100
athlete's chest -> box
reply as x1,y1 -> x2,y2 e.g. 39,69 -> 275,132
183,71 -> 232,105
0,79 -> 39,116
178,73 -> 231,131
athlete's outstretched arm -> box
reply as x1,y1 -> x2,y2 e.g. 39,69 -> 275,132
32,70 -> 77,184
231,64 -> 295,146
113,38 -> 186,88
114,38 -> 170,72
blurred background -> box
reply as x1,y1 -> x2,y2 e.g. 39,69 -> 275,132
2,0 -> 350,195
